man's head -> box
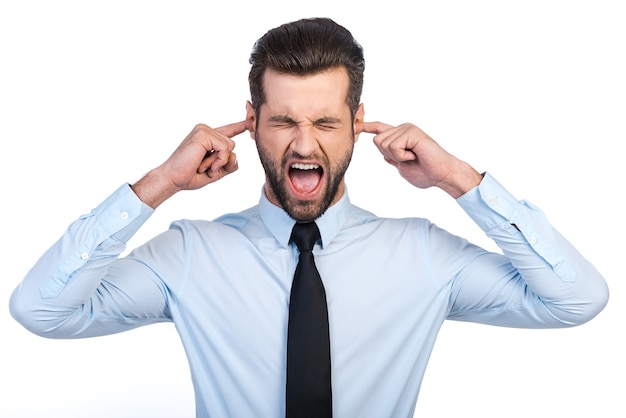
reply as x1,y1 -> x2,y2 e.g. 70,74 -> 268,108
247,18 -> 366,222
248,17 -> 365,120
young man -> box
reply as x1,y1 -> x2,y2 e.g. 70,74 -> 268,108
10,17 -> 608,417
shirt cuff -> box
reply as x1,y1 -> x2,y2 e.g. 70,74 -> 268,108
96,183 -> 155,243
456,172 -> 576,282
456,172 -> 518,231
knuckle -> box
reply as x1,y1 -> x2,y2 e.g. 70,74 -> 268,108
193,123 -> 210,133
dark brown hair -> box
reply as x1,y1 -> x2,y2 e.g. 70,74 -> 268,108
248,18 -> 365,120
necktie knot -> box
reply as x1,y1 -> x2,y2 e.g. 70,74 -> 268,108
290,222 -> 321,253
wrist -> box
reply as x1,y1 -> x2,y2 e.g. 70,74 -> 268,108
131,168 -> 180,209
440,162 -> 483,199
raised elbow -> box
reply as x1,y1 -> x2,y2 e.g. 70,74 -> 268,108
580,273 -> 610,324
556,271 -> 610,327
9,288 -> 70,338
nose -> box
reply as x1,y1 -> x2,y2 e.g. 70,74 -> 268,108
290,124 -> 319,157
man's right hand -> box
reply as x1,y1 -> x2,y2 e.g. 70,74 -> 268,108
132,121 -> 250,208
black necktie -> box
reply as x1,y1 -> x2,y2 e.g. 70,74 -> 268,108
286,222 -> 332,418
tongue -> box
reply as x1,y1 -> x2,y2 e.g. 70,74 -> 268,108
291,169 -> 321,193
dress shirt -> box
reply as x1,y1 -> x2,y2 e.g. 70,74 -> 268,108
9,173 -> 608,417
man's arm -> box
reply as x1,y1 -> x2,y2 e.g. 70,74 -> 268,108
9,121 -> 249,337
452,173 -> 608,326
359,121 -> 609,326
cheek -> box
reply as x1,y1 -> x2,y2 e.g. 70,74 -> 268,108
320,132 -> 355,156
257,129 -> 288,151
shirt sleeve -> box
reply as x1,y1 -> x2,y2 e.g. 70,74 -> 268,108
9,184 -> 169,338
451,172 -> 609,327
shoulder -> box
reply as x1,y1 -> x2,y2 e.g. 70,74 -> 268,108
168,205 -> 262,236
345,202 -> 435,239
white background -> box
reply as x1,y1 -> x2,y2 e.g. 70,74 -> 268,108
1,1 -> 624,417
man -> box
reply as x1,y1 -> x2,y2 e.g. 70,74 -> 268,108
10,17 -> 608,417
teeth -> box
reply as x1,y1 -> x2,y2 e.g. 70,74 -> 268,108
292,163 -> 320,170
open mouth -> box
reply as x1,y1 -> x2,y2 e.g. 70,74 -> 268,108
289,163 -> 323,196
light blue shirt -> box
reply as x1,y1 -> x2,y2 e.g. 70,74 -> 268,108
10,173 -> 608,417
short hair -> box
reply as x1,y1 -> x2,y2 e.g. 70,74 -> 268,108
248,17 -> 365,119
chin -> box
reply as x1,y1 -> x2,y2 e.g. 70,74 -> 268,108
288,208 -> 323,223
286,200 -> 327,223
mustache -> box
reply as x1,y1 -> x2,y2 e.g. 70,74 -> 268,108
282,151 -> 327,167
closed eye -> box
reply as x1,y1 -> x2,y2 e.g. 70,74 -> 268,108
267,115 -> 342,130
314,117 -> 342,130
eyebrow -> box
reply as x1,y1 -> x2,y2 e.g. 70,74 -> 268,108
268,115 -> 297,124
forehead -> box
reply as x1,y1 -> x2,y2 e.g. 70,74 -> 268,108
261,67 -> 351,117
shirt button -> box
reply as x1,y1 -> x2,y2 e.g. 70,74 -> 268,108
488,197 -> 498,206
120,211 -> 129,220
80,252 -> 89,260
529,237 -> 537,245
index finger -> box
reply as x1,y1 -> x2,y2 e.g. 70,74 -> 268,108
358,121 -> 394,135
216,119 -> 250,139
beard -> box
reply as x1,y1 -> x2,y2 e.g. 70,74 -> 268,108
255,134 -> 353,222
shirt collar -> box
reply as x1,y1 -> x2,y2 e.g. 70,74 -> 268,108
259,186 -> 350,249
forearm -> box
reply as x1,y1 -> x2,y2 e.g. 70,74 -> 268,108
9,184 -> 155,337
456,173 -> 609,325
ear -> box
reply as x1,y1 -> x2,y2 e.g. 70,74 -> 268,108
246,101 -> 256,140
353,103 -> 365,143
